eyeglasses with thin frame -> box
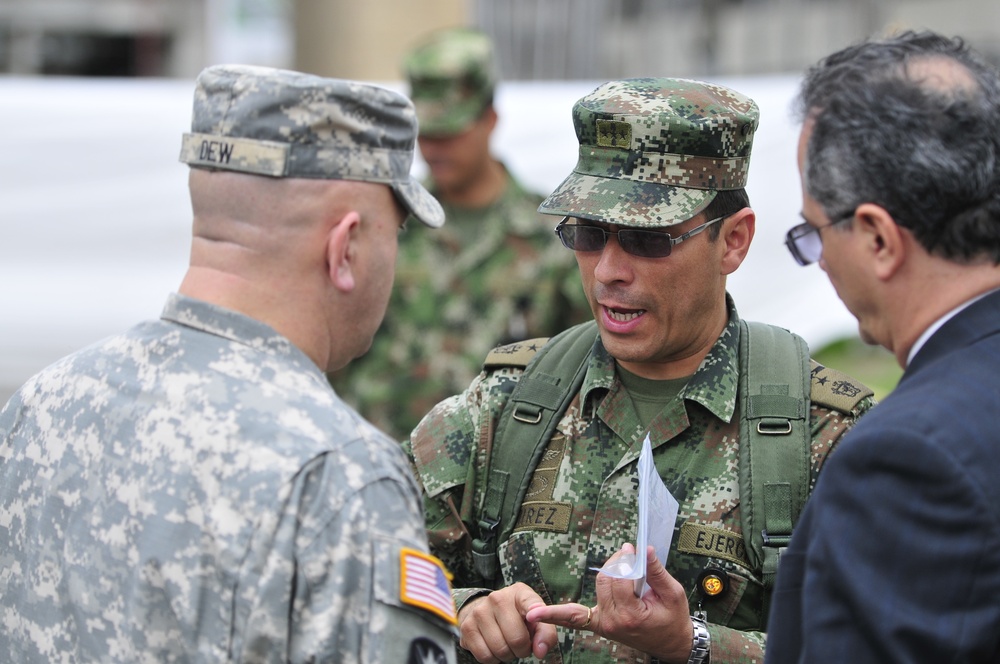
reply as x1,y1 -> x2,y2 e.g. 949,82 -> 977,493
784,212 -> 854,266
554,215 -> 726,259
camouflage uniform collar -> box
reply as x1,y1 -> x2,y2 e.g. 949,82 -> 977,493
678,296 -> 741,423
579,294 -> 741,423
161,292 -> 315,367
578,342 -> 619,418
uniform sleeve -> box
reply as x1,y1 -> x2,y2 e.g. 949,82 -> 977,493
233,449 -> 458,664
403,369 -> 524,607
707,396 -> 876,664
403,394 -> 487,596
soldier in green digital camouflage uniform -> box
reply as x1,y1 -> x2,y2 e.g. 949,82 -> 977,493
329,27 -> 589,440
0,65 -> 457,663
404,78 -> 877,663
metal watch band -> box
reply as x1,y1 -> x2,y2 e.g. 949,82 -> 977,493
687,616 -> 711,664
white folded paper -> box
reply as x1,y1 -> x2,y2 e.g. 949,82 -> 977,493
595,433 -> 679,596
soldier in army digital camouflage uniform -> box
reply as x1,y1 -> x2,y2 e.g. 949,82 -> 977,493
0,65 -> 457,663
329,26 -> 590,440
404,78 -> 877,663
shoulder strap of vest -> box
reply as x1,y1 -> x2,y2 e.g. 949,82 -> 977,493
737,320 -> 811,602
470,321 -> 599,581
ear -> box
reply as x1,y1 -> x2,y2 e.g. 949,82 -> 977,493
854,203 -> 905,281
720,207 -> 756,276
481,105 -> 499,133
327,211 -> 361,293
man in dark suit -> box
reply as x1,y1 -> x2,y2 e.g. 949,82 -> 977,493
766,30 -> 1000,663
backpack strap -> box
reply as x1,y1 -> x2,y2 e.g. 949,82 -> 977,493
471,321 -> 599,581
737,320 -> 812,601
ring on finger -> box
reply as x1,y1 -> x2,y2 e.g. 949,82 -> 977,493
581,605 -> 593,629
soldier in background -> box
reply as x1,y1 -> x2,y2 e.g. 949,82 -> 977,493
0,65 -> 456,663
330,26 -> 589,440
404,77 -> 876,663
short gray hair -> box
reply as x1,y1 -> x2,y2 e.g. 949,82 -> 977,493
796,30 -> 1000,263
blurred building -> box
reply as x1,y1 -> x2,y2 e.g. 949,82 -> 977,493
0,0 -> 205,76
477,0 -> 1000,79
0,0 -> 295,77
1,0 -> 999,80
0,0 -> 1000,80
0,0 -> 461,78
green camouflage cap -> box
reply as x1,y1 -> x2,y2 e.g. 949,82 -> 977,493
179,64 -> 444,228
403,27 -> 497,136
538,77 -> 759,228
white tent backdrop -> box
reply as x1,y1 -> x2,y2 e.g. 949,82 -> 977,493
0,75 -> 857,403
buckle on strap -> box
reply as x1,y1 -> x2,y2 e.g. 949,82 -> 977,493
761,529 -> 791,548
471,517 -> 501,580
757,417 -> 793,435
473,517 -> 500,550
512,406 -> 542,424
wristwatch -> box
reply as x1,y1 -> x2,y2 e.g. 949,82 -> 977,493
687,616 -> 711,664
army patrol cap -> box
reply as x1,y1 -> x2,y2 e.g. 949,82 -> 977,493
539,77 -> 759,228
179,64 -> 444,228
403,27 -> 497,136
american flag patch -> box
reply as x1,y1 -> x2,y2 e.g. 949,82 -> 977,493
400,548 -> 457,625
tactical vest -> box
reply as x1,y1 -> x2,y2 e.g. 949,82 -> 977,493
469,319 -> 872,606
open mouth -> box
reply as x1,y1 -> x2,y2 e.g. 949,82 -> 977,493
606,307 -> 645,322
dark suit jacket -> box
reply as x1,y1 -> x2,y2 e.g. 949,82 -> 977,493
765,289 -> 1000,664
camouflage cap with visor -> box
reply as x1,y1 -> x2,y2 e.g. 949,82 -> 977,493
179,64 -> 444,228
403,27 -> 497,137
539,77 -> 759,228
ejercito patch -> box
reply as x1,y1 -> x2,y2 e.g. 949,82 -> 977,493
676,522 -> 751,570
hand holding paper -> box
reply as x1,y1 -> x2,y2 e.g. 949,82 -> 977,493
595,433 -> 679,596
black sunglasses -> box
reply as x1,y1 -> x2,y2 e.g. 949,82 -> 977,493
554,215 -> 725,258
